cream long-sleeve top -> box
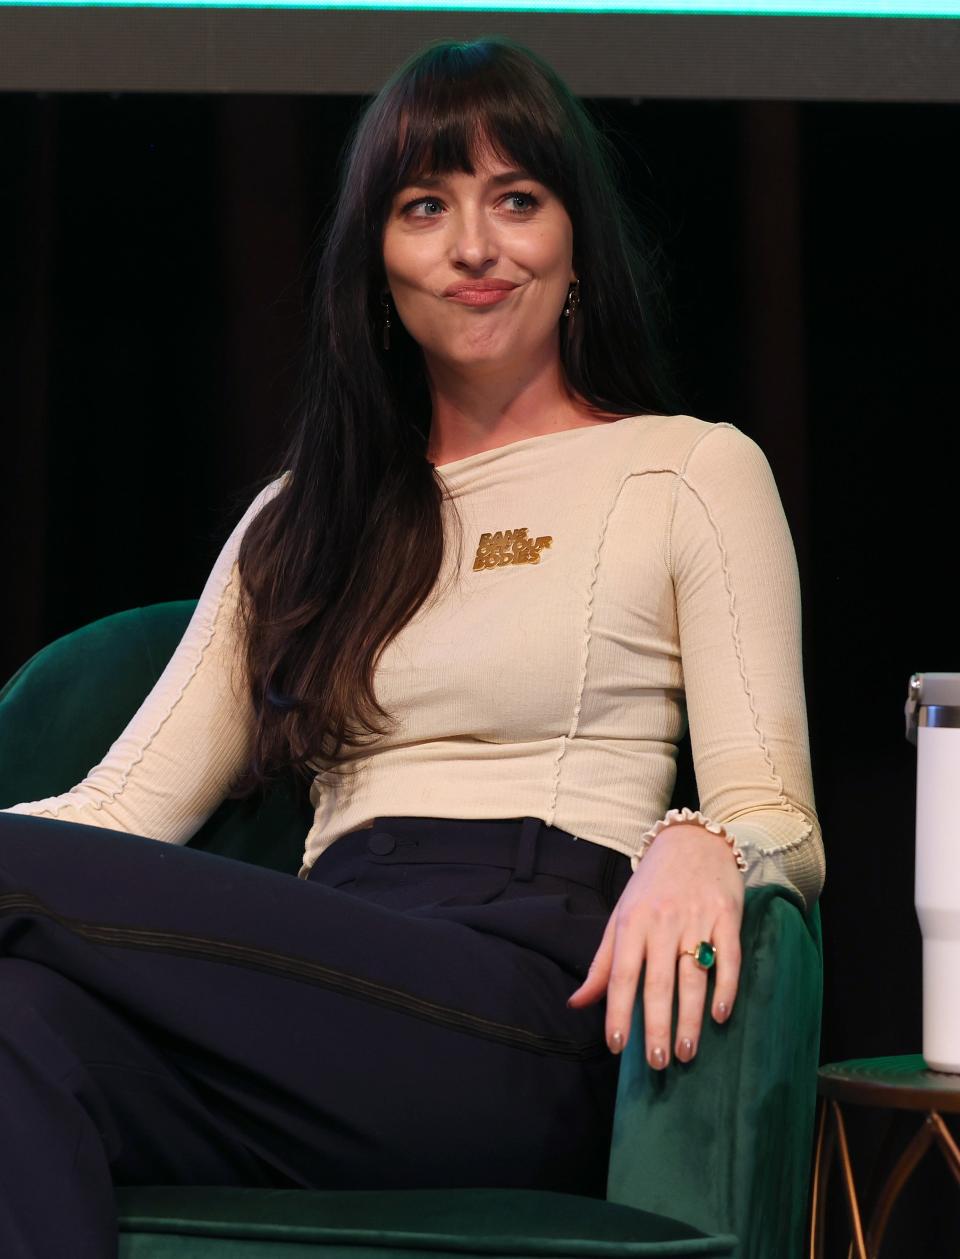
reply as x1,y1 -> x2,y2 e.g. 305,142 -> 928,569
3,413 -> 825,912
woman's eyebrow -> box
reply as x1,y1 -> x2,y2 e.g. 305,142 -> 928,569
401,168 -> 537,190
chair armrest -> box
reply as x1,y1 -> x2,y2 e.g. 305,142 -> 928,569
606,885 -> 823,1259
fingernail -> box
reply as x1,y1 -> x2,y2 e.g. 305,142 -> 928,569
609,1029 -> 623,1053
650,1045 -> 666,1069
716,1001 -> 729,1021
677,1037 -> 694,1062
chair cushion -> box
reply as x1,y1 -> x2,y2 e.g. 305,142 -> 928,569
117,1186 -> 737,1257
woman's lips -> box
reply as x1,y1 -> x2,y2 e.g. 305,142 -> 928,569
445,287 -> 516,306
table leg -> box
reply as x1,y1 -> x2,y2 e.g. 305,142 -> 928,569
863,1114 -> 933,1256
809,1096 -> 833,1259
831,1100 -> 869,1259
930,1111 -> 960,1183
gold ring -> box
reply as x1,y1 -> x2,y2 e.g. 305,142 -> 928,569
679,941 -> 717,970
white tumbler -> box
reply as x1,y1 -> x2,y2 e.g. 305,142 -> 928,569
905,672 -> 960,1073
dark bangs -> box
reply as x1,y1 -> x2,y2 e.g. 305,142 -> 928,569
390,48 -> 576,204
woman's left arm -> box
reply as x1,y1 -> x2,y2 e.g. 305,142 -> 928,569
567,421 -> 825,1069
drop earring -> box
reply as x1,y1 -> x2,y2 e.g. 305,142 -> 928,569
381,294 -> 391,351
563,279 -> 581,327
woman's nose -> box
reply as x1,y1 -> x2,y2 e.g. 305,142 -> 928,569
449,209 -> 498,264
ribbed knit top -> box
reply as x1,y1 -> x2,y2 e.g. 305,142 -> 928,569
3,413 -> 825,912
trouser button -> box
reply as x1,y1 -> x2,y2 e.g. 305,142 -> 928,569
367,831 -> 396,855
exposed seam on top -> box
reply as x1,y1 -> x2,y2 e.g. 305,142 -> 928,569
739,828 -> 813,857
723,801 -> 818,856
737,824 -> 824,912
546,469 -> 647,826
677,473 -> 812,837
40,565 -> 237,818
544,464 -> 687,826
669,423 -> 815,848
666,422 -> 738,573
729,811 -> 825,900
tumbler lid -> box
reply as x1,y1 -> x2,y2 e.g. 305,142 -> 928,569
905,673 -> 960,745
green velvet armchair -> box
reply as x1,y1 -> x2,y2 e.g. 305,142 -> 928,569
0,601 -> 824,1258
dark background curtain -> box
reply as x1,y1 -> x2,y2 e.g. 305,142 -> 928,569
2,92 -> 958,1254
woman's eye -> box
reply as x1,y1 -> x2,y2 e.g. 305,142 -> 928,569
403,197 -> 443,217
502,191 -> 540,214
401,190 -> 541,218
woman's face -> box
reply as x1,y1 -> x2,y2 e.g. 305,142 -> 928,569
381,145 -> 576,377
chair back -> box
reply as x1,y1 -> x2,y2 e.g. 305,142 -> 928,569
0,601 -> 313,871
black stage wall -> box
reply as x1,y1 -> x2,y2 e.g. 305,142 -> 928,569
2,92 -> 958,1255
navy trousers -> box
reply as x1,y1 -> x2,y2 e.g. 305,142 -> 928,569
0,811 -> 632,1258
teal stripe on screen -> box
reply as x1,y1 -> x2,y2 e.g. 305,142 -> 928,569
1,0 -> 959,15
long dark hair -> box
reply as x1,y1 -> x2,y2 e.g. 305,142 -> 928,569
232,35 -> 688,795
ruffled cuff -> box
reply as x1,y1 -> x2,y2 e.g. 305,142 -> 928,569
629,806 -> 749,875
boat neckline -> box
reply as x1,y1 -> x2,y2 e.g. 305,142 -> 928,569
430,414 -> 650,473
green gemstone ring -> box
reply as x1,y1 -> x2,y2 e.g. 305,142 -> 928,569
680,941 -> 717,970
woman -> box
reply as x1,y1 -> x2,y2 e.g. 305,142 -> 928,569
0,35 -> 824,1258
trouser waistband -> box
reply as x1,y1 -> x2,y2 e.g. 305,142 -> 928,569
310,815 -> 631,900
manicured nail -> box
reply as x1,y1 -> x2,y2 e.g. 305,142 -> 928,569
716,1001 -> 729,1021
609,1029 -> 623,1053
677,1037 -> 694,1062
650,1045 -> 666,1069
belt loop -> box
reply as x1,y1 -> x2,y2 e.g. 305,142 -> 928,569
599,846 -> 616,910
514,816 -> 540,882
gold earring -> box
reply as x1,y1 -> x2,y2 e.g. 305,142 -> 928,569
381,294 -> 391,351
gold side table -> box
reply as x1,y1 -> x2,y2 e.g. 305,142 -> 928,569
809,1054 -> 960,1258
